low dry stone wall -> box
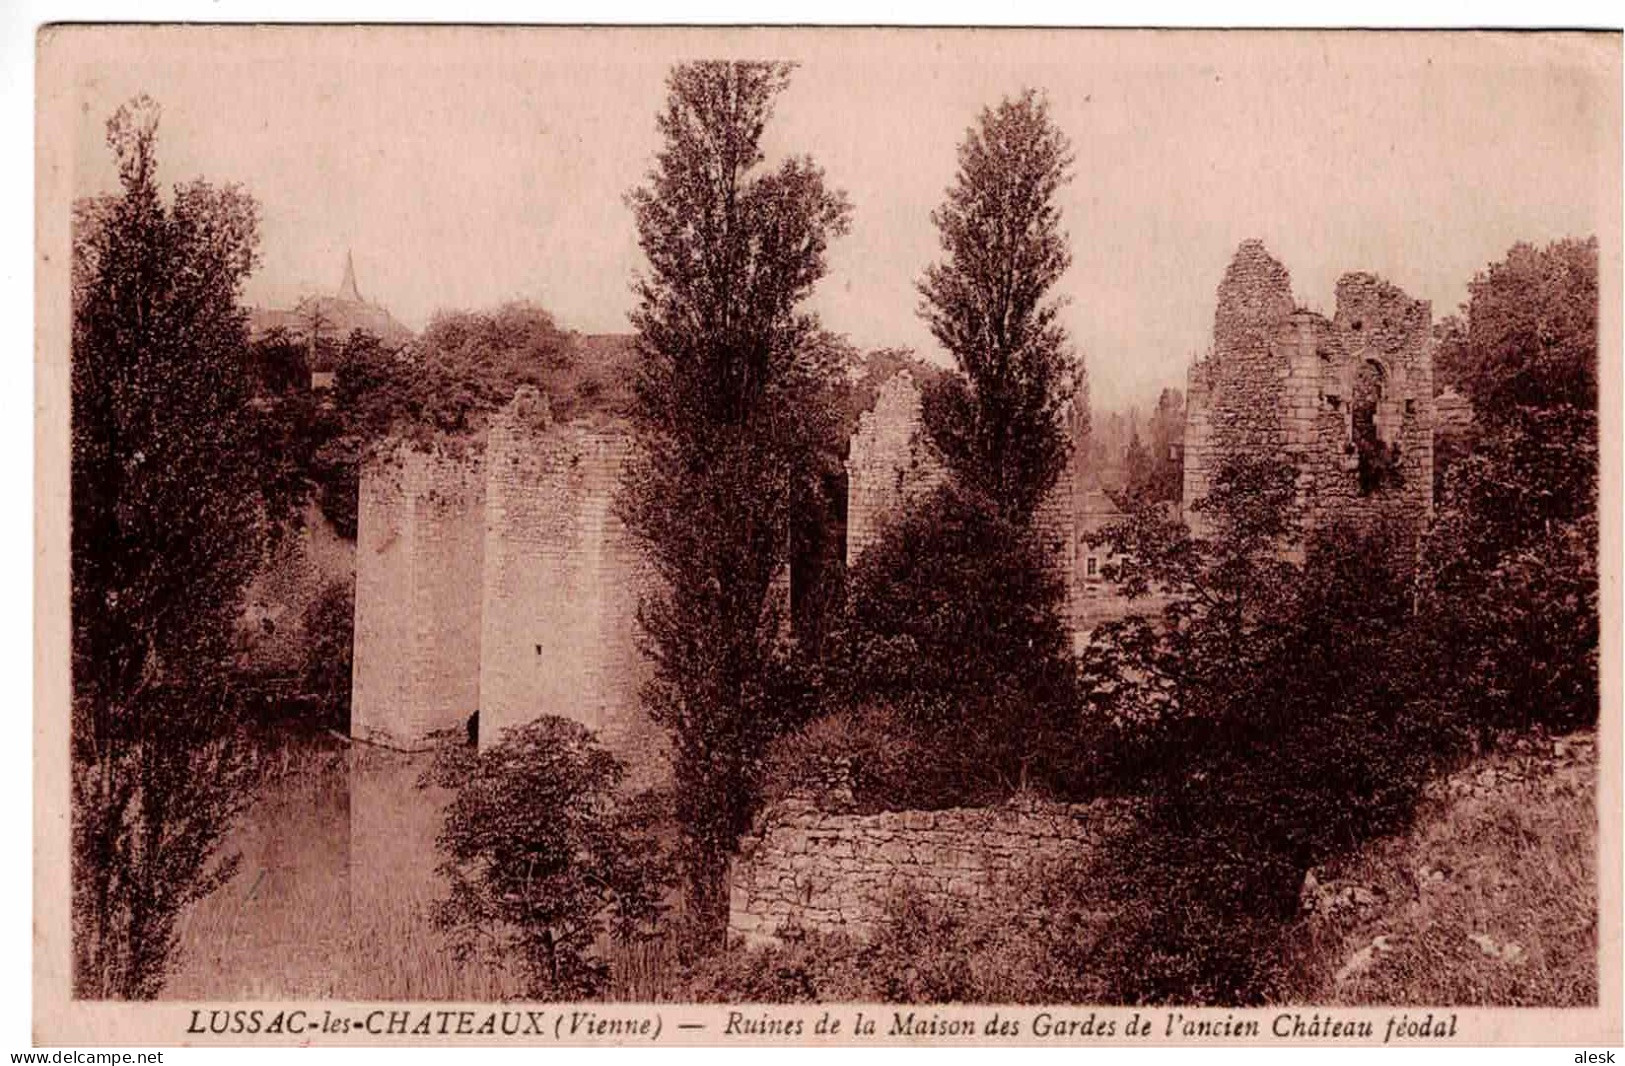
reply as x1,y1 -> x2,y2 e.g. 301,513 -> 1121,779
727,795 -> 1129,946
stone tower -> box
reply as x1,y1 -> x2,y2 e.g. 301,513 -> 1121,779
1182,240 -> 1435,544
477,390 -> 668,788
349,390 -> 668,783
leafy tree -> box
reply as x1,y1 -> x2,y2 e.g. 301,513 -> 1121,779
70,96 -> 290,998
428,717 -> 670,998
303,304 -> 629,541
1128,387 -> 1185,504
917,88 -> 1080,523
413,303 -> 575,421
1080,461 -> 1438,1003
1420,237 -> 1598,739
1444,238 -> 1597,425
620,60 -> 851,935
1122,421 -> 1153,503
841,485 -> 1079,803
1080,456 -> 1305,751
330,303 -> 573,443
784,332 -> 872,657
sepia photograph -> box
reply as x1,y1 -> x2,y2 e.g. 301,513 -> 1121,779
29,23 -> 1622,1047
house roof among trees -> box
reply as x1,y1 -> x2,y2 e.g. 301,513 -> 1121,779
249,252 -> 414,350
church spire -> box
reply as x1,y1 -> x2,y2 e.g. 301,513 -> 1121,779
337,249 -> 363,303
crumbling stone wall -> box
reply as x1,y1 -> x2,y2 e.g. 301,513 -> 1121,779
351,443 -> 485,748
727,794 -> 1128,946
479,391 -> 668,788
844,371 -> 948,568
1183,241 -> 1435,543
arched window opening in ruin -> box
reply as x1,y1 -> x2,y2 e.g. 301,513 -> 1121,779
1352,359 -> 1400,494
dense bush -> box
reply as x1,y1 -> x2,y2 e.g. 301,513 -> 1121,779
836,484 -> 1082,807
762,704 -> 961,813
1421,237 -> 1598,742
1419,238 -> 1598,742
1072,456 -> 1475,1003
280,305 -> 636,541
426,717 -> 672,998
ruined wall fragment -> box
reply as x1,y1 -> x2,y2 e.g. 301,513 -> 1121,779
728,794 -> 1131,946
1183,241 -> 1435,544
351,442 -> 485,747
844,371 -> 948,568
479,392 -> 667,788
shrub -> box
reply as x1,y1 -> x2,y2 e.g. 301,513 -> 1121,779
682,926 -> 870,1003
762,705 -> 967,814
1079,459 -> 1469,1004
426,717 -> 672,998
838,485 -> 1082,806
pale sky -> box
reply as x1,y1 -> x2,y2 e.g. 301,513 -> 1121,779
63,27 -> 1620,411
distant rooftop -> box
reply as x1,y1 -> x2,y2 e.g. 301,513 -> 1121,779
249,251 -> 413,348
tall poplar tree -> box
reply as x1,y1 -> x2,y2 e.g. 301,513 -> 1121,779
621,61 -> 851,933
918,89 -> 1080,522
72,96 -> 284,997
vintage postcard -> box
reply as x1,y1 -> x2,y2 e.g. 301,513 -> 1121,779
33,24 -> 1622,1048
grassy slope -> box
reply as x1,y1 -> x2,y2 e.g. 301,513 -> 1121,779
1274,730 -> 1597,1007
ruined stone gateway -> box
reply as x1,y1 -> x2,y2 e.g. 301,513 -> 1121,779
1182,239 -> 1436,543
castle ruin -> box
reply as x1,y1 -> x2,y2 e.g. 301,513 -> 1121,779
350,390 -> 667,785
1183,240 -> 1436,543
353,365 -> 1098,781
350,241 -> 1438,787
